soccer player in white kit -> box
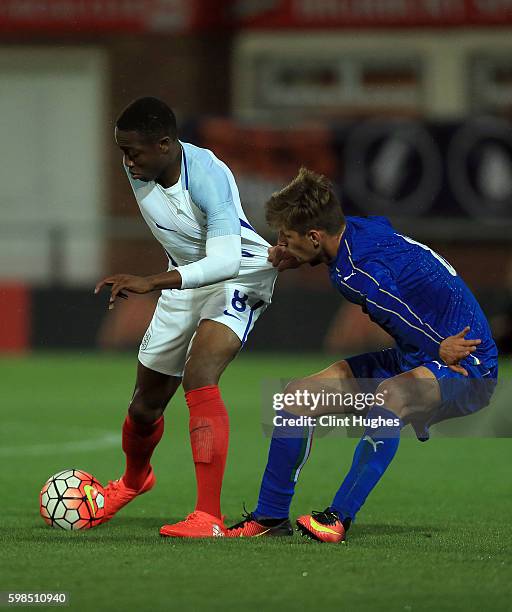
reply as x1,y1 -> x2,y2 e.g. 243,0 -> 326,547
94,97 -> 276,537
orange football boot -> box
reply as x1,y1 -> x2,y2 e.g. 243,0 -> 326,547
226,511 -> 293,538
99,466 -> 156,524
160,510 -> 226,538
296,509 -> 347,543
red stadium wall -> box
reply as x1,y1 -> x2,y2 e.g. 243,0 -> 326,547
234,0 -> 512,29
1,0 -> 510,32
0,284 -> 30,352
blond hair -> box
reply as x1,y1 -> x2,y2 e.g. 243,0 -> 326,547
265,167 -> 344,235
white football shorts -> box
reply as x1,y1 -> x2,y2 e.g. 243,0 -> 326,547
138,269 -> 277,377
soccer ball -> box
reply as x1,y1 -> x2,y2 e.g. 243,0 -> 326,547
39,469 -> 105,530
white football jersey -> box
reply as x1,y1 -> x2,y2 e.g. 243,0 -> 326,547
125,140 -> 273,281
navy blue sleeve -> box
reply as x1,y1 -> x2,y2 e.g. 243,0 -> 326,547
361,261 -> 444,360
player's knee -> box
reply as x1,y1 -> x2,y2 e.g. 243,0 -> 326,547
280,379 -> 306,416
128,390 -> 166,424
375,380 -> 409,420
335,360 -> 354,379
182,358 -> 218,392
283,361 -> 354,416
284,379 -> 303,396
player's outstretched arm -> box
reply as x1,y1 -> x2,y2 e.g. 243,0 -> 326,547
94,270 -> 183,309
439,326 -> 482,376
268,245 -> 302,272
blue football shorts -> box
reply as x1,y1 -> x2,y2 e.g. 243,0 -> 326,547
345,347 -> 498,440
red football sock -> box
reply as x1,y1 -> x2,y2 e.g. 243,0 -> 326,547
122,415 -> 164,490
185,385 -> 229,520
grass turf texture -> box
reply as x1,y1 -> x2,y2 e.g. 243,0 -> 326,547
1,353 -> 511,612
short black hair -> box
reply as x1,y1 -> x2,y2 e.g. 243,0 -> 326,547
116,97 -> 177,141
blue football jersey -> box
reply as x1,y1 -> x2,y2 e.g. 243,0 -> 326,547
329,216 -> 498,370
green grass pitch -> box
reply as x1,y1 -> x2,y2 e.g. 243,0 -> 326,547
1,353 -> 511,611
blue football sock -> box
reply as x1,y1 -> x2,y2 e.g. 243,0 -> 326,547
330,406 -> 402,521
254,411 -> 314,519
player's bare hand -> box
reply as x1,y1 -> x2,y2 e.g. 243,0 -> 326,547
267,245 -> 301,272
94,274 -> 154,310
439,326 -> 481,376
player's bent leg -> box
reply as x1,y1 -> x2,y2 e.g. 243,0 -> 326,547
284,360 -> 362,417
376,365 -> 441,425
325,366 -> 441,533
298,403 -> 403,542
161,320 -> 241,538
325,404 -> 402,532
122,362 -> 181,489
227,360 -> 358,536
255,360 -> 358,513
101,362 -> 181,525
129,361 -> 182,424
182,319 -> 242,392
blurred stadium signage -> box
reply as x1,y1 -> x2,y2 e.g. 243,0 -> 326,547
2,0 -> 510,32
0,0 -> 225,33
187,117 -> 512,225
343,120 -> 443,217
447,117 -> 512,219
234,0 -> 512,28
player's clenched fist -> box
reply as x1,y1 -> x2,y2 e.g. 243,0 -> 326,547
95,274 -> 154,309
267,245 -> 301,272
439,326 -> 482,376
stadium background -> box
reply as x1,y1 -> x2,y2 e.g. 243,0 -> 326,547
1,0 -> 511,355
1,2 -> 511,611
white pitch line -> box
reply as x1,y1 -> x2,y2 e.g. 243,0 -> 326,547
0,433 -> 120,457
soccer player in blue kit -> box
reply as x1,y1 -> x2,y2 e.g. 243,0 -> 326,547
226,168 -> 498,542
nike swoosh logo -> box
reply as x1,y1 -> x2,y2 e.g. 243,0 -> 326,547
253,528 -> 272,537
223,309 -> 240,320
309,518 -> 340,535
83,485 -> 96,517
155,222 -> 177,232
